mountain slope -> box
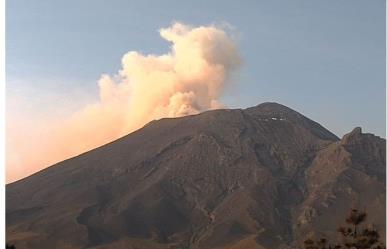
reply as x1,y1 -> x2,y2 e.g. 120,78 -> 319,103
6,102 -> 385,249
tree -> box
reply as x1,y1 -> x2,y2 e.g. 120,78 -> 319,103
301,209 -> 385,249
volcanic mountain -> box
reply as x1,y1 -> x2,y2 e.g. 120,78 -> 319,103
6,102 -> 386,249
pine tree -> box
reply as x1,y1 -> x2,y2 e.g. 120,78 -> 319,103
301,209 -> 385,249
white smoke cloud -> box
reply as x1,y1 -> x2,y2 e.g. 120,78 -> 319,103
6,22 -> 241,183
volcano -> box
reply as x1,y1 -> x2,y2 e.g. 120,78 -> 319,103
6,102 -> 386,249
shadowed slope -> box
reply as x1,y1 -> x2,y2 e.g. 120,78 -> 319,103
6,103 -> 384,249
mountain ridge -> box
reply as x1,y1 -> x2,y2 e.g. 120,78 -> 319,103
8,102 -> 337,185
6,102 -> 385,249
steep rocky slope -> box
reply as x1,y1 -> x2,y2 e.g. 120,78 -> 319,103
6,102 -> 385,249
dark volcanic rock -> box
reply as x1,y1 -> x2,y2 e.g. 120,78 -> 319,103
6,102 -> 385,249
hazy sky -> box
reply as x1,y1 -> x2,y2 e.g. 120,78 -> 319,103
7,0 -> 386,136
5,0 -> 386,181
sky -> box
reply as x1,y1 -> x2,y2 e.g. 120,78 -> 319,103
6,0 -> 386,182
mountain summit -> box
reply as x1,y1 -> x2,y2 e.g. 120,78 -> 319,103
6,102 -> 385,249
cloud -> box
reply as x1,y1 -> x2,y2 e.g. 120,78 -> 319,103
6,22 -> 241,183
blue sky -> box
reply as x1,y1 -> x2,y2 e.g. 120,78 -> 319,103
7,0 -> 386,137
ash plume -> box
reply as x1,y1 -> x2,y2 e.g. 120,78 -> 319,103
6,22 -> 241,182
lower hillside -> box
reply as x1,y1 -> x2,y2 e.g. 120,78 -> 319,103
6,103 -> 386,249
